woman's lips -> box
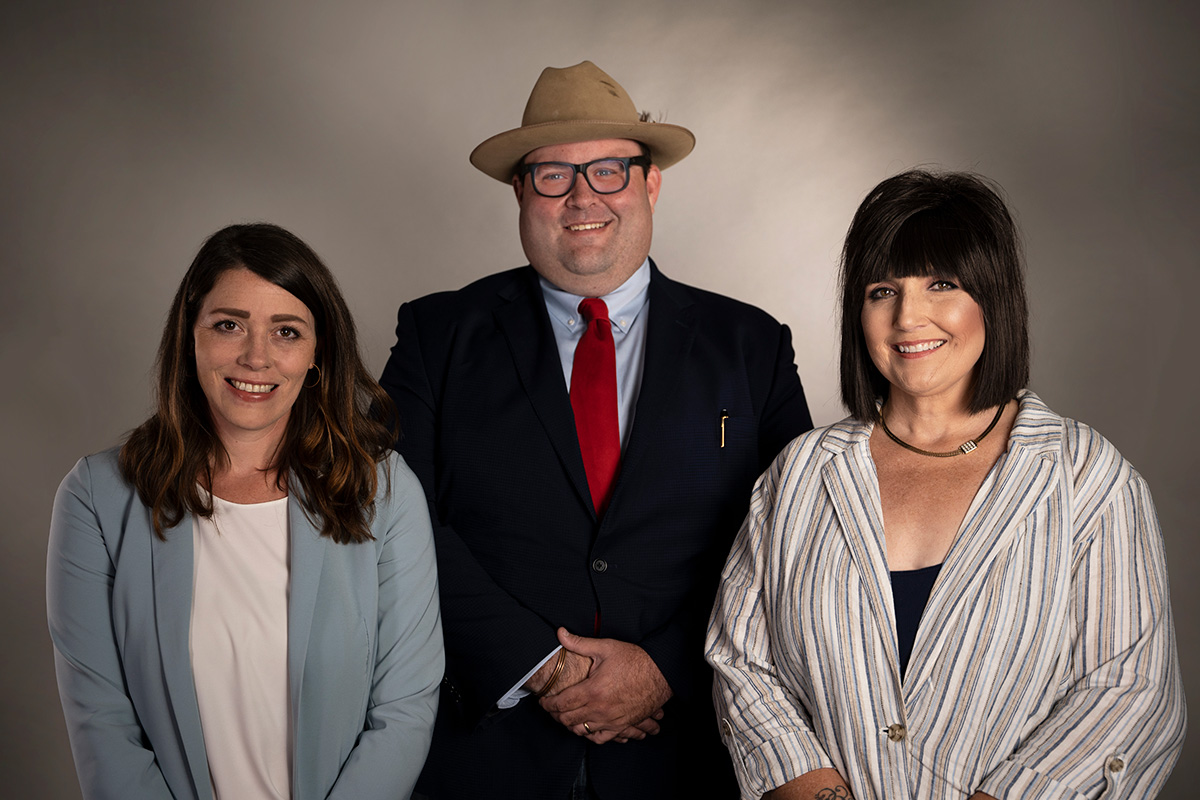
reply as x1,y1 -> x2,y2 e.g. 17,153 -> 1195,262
892,340 -> 946,357
226,378 -> 277,395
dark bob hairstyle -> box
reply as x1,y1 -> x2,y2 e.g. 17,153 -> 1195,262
120,223 -> 397,544
838,170 -> 1029,422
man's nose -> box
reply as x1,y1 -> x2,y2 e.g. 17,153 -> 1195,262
565,171 -> 600,206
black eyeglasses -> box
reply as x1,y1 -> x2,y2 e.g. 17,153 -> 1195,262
519,156 -> 652,198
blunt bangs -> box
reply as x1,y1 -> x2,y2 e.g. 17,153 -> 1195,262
886,208 -> 968,283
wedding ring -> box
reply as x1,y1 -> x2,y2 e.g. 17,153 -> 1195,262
583,722 -> 593,734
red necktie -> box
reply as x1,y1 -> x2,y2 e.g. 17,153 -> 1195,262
570,298 -> 620,517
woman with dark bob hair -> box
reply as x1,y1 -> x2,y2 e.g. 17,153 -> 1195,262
48,223 -> 443,799
706,171 -> 1185,799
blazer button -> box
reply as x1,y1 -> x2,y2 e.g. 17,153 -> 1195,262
886,723 -> 907,742
592,559 -> 608,573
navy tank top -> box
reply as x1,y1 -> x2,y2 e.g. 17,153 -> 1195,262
889,563 -> 942,679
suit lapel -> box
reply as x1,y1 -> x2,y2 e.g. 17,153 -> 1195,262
493,271 -> 595,515
287,494 -> 328,731
492,265 -> 699,521
612,266 -> 697,523
150,516 -> 213,800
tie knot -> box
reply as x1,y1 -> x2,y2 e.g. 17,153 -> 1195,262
578,298 -> 610,325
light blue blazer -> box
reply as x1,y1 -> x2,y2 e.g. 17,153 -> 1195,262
47,447 -> 443,800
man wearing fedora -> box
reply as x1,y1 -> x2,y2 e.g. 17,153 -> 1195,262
380,61 -> 812,799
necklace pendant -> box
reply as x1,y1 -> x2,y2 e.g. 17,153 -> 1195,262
959,440 -> 978,454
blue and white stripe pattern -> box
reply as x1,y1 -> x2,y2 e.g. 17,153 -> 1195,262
705,391 -> 1185,799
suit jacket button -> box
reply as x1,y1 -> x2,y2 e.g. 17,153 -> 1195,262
592,559 -> 608,573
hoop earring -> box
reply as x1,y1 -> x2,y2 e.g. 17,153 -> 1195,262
304,364 -> 322,388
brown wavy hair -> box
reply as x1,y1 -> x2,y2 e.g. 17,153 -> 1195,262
119,223 -> 398,544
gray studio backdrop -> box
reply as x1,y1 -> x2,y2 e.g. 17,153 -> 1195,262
2,1 -> 1194,796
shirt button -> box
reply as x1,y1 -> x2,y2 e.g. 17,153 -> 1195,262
886,723 -> 907,742
1108,757 -> 1125,773
720,719 -> 734,736
592,559 -> 608,573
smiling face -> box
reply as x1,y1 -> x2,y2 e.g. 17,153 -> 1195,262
513,138 -> 661,297
861,274 -> 986,408
193,268 -> 317,450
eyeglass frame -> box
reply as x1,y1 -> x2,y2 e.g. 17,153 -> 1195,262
517,155 -> 653,198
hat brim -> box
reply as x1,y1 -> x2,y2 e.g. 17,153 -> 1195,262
470,120 -> 696,183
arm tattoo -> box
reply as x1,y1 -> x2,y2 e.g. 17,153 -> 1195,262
815,788 -> 852,800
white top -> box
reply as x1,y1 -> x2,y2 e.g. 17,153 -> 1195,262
191,493 -> 291,800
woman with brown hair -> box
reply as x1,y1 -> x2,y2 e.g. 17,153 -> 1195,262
48,223 -> 442,799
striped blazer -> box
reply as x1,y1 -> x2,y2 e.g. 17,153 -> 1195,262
706,391 -> 1185,799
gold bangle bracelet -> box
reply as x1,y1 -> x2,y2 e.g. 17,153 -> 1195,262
532,649 -> 567,698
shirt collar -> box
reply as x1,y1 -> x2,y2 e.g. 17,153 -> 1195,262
539,258 -> 651,335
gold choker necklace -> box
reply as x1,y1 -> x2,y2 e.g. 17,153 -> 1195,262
879,402 -> 1005,458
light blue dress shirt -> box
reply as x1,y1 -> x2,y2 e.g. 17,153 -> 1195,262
538,258 -> 651,451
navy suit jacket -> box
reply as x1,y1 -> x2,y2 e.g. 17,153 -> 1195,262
380,261 -> 812,799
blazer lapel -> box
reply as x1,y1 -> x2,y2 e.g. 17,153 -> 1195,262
493,272 -> 594,514
609,265 -> 697,522
906,393 -> 1062,686
287,494 -> 328,727
820,437 -> 899,676
150,517 -> 213,800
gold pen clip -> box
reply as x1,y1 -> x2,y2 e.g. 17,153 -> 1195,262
720,409 -> 729,448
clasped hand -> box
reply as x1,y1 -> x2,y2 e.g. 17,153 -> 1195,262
536,627 -> 671,744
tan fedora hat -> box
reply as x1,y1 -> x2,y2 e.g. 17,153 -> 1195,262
470,61 -> 696,183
